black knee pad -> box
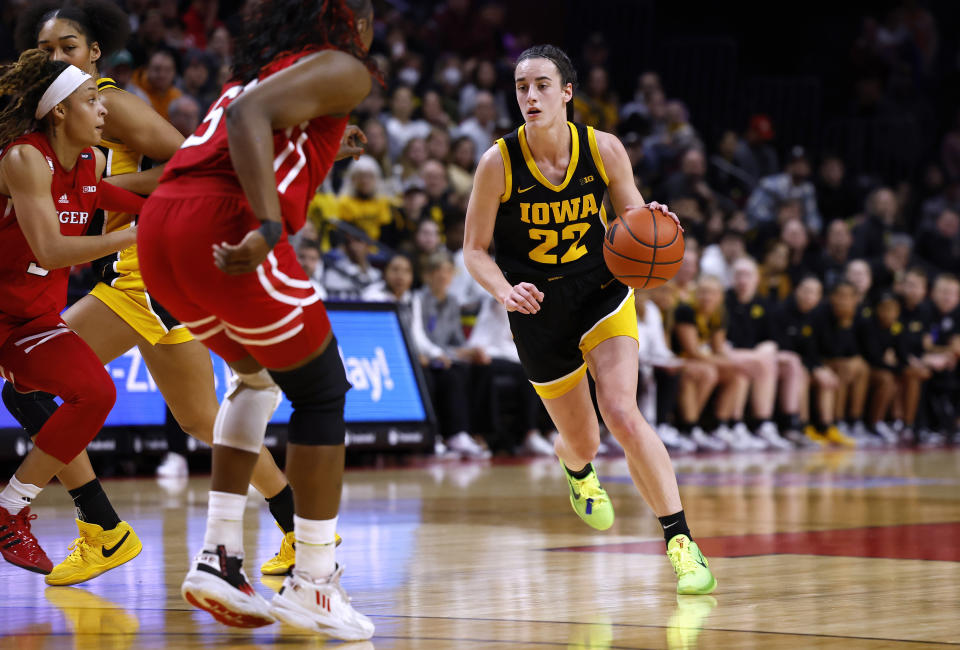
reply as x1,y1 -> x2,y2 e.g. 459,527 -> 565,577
269,340 -> 351,446
1,383 -> 58,436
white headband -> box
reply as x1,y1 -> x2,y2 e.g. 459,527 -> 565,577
35,65 -> 92,120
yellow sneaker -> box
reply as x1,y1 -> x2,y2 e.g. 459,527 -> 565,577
260,522 -> 342,575
45,520 -> 142,586
803,425 -> 829,446
823,425 -> 857,448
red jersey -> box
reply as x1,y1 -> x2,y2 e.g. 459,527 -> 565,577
157,49 -> 350,235
0,132 -> 100,333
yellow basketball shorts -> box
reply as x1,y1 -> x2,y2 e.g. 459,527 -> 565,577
505,266 -> 639,399
89,282 -> 193,346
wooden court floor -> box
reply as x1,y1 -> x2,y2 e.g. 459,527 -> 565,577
1,448 -> 959,649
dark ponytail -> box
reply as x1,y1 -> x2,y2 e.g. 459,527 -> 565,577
0,49 -> 70,150
15,0 -> 130,59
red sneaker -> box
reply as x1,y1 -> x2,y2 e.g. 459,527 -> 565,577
0,506 -> 53,574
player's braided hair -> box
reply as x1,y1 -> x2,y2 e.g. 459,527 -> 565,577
14,0 -> 130,61
232,0 -> 377,84
0,49 -> 69,150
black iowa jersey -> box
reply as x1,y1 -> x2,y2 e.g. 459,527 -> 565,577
493,122 -> 609,280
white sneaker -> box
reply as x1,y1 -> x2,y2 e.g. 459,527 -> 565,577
156,452 -> 188,478
433,436 -> 457,458
657,424 -> 697,453
181,546 -> 273,628
691,426 -> 726,451
874,421 -> 898,445
756,422 -> 793,450
732,422 -> 768,450
523,431 -> 555,456
447,432 -> 492,459
849,421 -> 882,447
269,567 -> 374,640
713,424 -> 751,451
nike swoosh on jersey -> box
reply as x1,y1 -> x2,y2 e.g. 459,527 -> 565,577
518,185 -> 536,193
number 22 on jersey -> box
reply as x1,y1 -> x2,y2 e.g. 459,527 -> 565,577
520,195 -> 598,265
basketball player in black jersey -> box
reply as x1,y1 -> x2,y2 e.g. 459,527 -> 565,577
463,45 -> 715,595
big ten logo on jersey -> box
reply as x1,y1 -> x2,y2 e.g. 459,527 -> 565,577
519,193 -> 599,264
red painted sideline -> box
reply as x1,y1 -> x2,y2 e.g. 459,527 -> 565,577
550,522 -> 960,561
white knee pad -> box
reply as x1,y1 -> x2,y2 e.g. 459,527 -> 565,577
212,368 -> 282,453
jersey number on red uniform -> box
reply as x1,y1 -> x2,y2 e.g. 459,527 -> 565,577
181,80 -> 309,197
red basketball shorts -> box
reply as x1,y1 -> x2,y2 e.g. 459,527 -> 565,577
137,189 -> 331,369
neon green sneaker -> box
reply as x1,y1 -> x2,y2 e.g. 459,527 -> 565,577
561,461 -> 614,530
667,534 -> 717,595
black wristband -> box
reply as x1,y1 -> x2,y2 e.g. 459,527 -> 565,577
257,220 -> 282,249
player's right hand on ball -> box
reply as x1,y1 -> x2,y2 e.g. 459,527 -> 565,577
213,229 -> 270,275
502,282 -> 543,314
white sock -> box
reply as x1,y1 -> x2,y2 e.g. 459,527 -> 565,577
0,476 -> 42,515
294,514 -> 337,580
203,491 -> 247,555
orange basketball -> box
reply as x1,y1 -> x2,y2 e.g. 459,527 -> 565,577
602,206 -> 685,289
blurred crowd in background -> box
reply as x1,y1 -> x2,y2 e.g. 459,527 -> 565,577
2,0 -> 960,459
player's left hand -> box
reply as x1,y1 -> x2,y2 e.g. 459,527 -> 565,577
213,230 -> 270,275
631,201 -> 683,232
335,125 -> 367,161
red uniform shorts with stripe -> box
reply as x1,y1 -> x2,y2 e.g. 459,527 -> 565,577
137,190 -> 331,369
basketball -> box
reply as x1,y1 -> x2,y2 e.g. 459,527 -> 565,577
602,206 -> 685,289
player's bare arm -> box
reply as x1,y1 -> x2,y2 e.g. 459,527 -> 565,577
101,165 -> 164,195
464,145 -> 544,314
0,146 -> 135,269
91,147 -> 162,196
216,50 -> 372,274
100,88 -> 184,161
